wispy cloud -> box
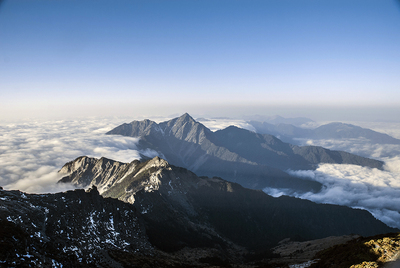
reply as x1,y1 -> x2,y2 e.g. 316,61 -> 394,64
0,118 -> 158,193
297,138 -> 400,159
197,118 -> 256,132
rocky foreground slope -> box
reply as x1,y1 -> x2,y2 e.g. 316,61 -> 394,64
59,156 -> 396,251
1,154 -> 398,267
1,186 -> 399,267
106,113 -> 383,192
0,186 -> 153,267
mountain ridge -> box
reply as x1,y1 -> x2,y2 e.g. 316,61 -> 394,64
106,113 -> 383,193
2,154 -> 398,267
58,155 -> 397,253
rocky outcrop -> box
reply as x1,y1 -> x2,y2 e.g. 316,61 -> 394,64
0,186 -> 152,267
310,233 -> 400,268
59,156 -> 132,194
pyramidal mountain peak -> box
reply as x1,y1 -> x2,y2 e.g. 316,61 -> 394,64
177,112 -> 195,122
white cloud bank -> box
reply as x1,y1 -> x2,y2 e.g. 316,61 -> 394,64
283,163 -> 400,229
265,124 -> 400,229
265,162 -> 400,229
0,118 -> 158,193
297,138 -> 400,159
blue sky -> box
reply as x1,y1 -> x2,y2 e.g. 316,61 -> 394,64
1,0 -> 400,121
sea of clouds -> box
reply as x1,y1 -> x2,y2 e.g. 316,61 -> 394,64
0,117 -> 159,193
1,116 -> 399,229
272,162 -> 400,229
263,121 -> 400,229
0,116 -> 249,194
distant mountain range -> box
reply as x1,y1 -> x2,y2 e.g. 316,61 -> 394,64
106,113 -> 383,193
248,120 -> 400,145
